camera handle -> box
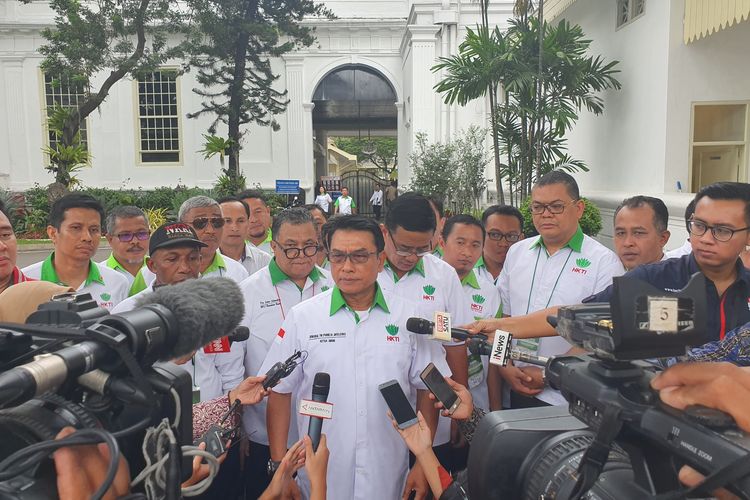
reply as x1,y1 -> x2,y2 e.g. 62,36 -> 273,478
559,404 -> 624,500
652,453 -> 750,500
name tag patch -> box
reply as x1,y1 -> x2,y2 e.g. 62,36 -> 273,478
309,332 -> 347,343
260,299 -> 281,309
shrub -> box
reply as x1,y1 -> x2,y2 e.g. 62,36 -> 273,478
519,197 -> 602,237
144,207 -> 169,231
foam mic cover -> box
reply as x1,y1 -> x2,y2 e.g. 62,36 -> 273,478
406,317 -> 434,336
134,277 -> 245,360
308,372 -> 330,452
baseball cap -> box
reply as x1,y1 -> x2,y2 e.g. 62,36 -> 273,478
149,223 -> 207,255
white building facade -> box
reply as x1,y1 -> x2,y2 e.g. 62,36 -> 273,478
0,0 -> 514,196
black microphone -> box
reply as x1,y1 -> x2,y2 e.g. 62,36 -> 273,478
406,317 -> 488,342
307,372 -> 330,452
467,335 -> 549,367
0,278 -> 245,409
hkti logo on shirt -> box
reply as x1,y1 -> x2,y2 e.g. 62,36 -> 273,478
422,285 -> 436,301
571,257 -> 591,275
385,324 -> 400,342
471,294 -> 485,313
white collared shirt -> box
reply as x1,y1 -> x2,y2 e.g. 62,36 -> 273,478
498,228 -> 624,405
377,252 -> 471,445
369,190 -> 383,206
259,287 -> 448,500
217,262 -> 330,445
665,238 -> 692,259
235,242 -> 272,277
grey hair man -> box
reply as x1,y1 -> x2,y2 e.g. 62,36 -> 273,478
101,206 -> 153,296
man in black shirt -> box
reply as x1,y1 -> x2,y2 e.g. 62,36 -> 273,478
586,182 -> 750,342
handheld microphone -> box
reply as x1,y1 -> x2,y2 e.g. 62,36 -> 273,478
0,278 -> 245,409
307,372 -> 330,452
406,317 -> 488,342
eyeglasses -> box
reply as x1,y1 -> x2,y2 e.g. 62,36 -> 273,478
530,200 -> 578,215
487,231 -> 520,242
387,229 -> 432,257
189,217 -> 225,230
115,230 -> 150,242
687,219 -> 750,243
329,251 -> 378,264
275,242 -> 319,259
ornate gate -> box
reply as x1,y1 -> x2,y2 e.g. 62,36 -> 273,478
340,169 -> 389,218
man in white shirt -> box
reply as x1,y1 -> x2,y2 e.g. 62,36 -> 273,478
475,205 -> 525,285
22,194 -> 129,310
369,183 -> 383,220
665,199 -> 697,259
219,207 -> 330,499
495,171 -> 623,408
334,186 -> 356,215
178,196 -> 249,283
262,215 -> 446,500
218,196 -> 271,276
440,215 -> 503,413
100,206 -> 152,296
376,192 -> 471,480
238,189 -> 273,254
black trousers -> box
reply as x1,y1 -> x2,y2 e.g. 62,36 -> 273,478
243,441 -> 271,499
373,204 -> 382,219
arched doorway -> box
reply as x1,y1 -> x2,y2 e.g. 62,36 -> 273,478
312,65 -> 397,217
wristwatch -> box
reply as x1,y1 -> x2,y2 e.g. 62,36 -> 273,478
267,459 -> 282,476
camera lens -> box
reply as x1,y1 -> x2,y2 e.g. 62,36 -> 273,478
520,430 -> 637,499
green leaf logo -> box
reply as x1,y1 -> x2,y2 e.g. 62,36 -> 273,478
472,294 -> 486,304
385,324 -> 399,335
423,285 -> 436,296
321,285 -> 330,292
575,258 -> 591,268
100,293 -> 111,301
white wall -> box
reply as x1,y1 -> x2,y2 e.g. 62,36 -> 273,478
663,0 -> 750,194
557,0 -> 671,195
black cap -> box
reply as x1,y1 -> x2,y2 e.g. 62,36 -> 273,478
149,222 -> 207,255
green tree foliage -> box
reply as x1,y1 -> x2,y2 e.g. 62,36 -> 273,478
453,126 -> 490,213
26,0 -> 189,186
185,0 -> 334,181
407,133 -> 456,203
434,2 -> 621,205
332,137 -> 398,177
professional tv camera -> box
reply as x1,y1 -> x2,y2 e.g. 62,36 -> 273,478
0,278 -> 247,499
468,273 -> 750,499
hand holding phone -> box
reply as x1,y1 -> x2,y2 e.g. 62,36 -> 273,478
420,363 -> 461,415
379,380 -> 418,429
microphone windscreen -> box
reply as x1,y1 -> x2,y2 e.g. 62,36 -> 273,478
134,278 -> 245,359
406,317 -> 433,336
312,372 -> 330,398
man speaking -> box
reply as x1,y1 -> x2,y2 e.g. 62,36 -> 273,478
261,216 -> 447,499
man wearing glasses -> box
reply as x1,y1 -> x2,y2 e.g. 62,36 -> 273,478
262,215 -> 445,500
217,208 -> 330,499
178,196 -> 249,283
475,205 -> 525,285
584,182 -> 750,344
494,171 -> 623,408
100,206 -> 154,296
376,192 -> 472,489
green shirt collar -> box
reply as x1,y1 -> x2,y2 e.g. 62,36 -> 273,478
202,252 -> 227,275
329,283 -> 390,322
268,258 -> 322,287
41,253 -> 104,287
474,255 -> 485,269
461,269 -> 481,289
384,258 -> 425,282
263,229 -> 272,244
432,245 -> 444,257
106,253 -> 149,296
530,225 -> 584,253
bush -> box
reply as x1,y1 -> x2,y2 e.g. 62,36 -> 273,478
519,197 -> 602,237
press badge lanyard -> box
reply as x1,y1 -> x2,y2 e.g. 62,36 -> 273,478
274,282 -> 315,320
525,245 -> 575,314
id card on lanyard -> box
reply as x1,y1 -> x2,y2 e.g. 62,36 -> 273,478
517,246 -> 574,355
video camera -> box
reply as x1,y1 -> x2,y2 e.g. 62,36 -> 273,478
467,273 -> 750,499
0,292 -> 194,499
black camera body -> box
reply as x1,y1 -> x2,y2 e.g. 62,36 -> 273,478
0,292 -> 193,498
468,273 -> 750,499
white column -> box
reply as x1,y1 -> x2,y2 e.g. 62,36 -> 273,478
1,58 -> 27,187
396,101 -> 409,184
284,55 -> 306,182
407,25 -> 440,144
449,23 -> 458,136
302,102 -> 315,197
440,25 -> 449,142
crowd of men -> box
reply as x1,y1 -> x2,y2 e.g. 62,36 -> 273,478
3,174 -> 750,499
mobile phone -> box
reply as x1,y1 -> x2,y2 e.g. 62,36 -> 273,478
378,380 -> 418,429
420,363 -> 461,415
